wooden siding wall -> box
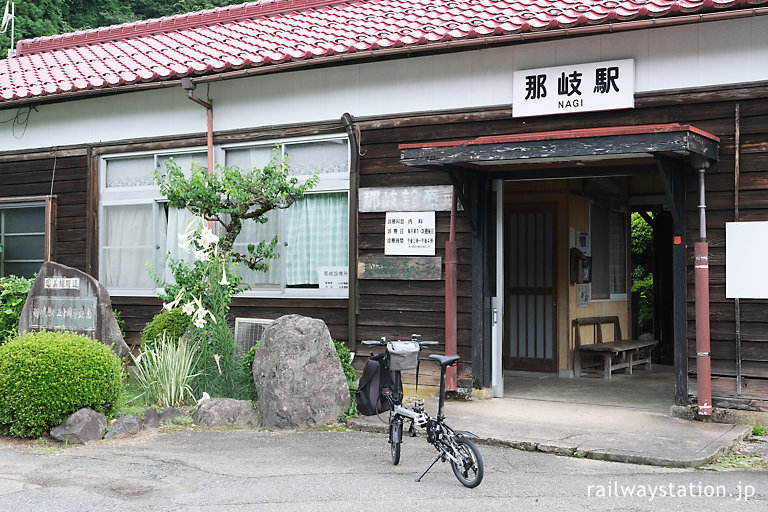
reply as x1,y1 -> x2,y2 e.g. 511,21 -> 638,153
355,121 -> 480,388
682,97 -> 768,408
0,153 -> 89,272
355,85 -> 768,397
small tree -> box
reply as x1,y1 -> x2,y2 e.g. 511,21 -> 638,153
149,151 -> 318,398
155,151 -> 318,272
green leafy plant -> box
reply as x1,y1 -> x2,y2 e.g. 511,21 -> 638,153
0,330 -> 123,438
141,307 -> 193,346
155,155 -> 317,272
0,274 -> 34,345
131,333 -> 200,408
113,309 -> 126,339
236,343 -> 260,402
334,340 -> 358,420
334,340 -> 356,389
753,425 -> 766,436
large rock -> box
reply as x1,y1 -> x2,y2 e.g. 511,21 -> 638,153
50,408 -> 107,444
193,398 -> 258,427
104,415 -> 143,439
17,261 -> 129,358
252,314 -> 350,429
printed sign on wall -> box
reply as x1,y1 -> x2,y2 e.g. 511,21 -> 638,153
385,211 -> 436,256
513,59 -> 634,118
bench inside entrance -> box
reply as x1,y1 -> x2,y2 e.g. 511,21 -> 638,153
573,316 -> 657,380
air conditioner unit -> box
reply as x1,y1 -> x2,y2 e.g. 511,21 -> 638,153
234,318 -> 273,356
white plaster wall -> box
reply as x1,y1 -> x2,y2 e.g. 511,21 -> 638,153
1,16 -> 767,153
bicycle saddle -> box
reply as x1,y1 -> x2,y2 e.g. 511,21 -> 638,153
429,354 -> 460,367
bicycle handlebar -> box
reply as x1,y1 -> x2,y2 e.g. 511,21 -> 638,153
361,338 -> 439,348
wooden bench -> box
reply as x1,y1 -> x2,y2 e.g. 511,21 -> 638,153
573,316 -> 657,380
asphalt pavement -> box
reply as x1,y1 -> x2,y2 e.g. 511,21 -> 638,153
1,429 -> 766,511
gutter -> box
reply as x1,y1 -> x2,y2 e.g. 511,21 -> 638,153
2,8 -> 767,110
341,112 -> 359,352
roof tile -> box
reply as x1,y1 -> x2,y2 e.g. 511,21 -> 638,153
0,0 -> 766,103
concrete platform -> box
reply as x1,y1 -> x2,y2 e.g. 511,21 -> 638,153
349,366 -> 752,467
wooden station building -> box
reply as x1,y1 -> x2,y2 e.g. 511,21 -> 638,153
1,0 -> 768,410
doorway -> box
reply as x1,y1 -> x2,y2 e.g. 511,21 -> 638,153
504,204 -> 557,372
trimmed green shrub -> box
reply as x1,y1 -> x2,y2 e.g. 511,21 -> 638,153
141,307 -> 192,345
0,331 -> 124,438
0,275 -> 34,345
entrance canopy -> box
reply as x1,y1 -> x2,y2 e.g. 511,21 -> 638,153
399,124 -> 719,178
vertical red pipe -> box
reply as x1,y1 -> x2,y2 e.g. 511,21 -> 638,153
695,166 -> 712,415
206,106 -> 214,175
445,191 -> 458,391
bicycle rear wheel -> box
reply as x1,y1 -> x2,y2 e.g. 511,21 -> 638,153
389,418 -> 402,465
450,437 -> 483,488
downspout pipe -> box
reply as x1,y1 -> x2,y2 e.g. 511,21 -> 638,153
694,156 -> 712,415
181,77 -> 213,174
341,113 -> 359,351
445,190 -> 458,391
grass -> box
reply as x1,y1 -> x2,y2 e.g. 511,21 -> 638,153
701,454 -> 768,471
752,425 -> 766,436
112,374 -> 150,419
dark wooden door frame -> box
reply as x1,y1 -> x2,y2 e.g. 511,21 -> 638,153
503,202 -> 558,372
656,156 -> 688,406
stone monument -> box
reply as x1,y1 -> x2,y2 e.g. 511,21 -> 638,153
17,261 -> 130,358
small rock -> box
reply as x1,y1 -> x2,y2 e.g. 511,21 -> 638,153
193,398 -> 258,427
158,407 -> 185,424
144,407 -> 159,429
50,408 -> 107,444
104,415 -> 143,439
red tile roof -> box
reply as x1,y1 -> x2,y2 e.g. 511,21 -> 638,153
1,0 -> 766,104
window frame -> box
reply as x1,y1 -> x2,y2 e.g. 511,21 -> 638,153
589,203 -> 629,302
99,134 -> 351,299
0,196 -> 55,278
221,133 -> 351,299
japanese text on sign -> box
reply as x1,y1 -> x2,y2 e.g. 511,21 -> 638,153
318,266 -> 349,289
384,211 -> 436,256
44,277 -> 80,290
513,59 -> 634,118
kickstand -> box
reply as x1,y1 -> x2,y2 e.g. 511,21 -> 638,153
415,454 -> 442,482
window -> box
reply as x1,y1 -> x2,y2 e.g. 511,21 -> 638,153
0,199 -> 51,278
99,149 -> 207,295
590,205 -> 627,299
224,136 -> 350,296
99,135 -> 350,297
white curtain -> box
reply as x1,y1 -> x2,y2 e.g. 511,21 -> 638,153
103,204 -> 157,289
163,207 -> 200,284
234,210 -> 282,287
285,193 -> 348,286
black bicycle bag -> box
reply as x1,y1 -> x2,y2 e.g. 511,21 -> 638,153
356,352 -> 401,416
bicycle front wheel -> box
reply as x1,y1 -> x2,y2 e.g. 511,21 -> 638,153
450,437 -> 484,488
389,418 -> 402,465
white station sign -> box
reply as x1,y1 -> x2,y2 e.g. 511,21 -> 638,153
513,59 -> 634,118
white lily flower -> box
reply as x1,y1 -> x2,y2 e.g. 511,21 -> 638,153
177,232 -> 191,252
163,302 -> 174,312
219,266 -> 229,286
182,302 -> 195,315
199,227 -> 219,248
193,316 -> 207,328
194,248 -> 209,261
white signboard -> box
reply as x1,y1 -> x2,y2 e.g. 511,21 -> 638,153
726,221 -> 768,298
385,211 -> 436,256
513,59 -> 634,118
318,266 -> 349,289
